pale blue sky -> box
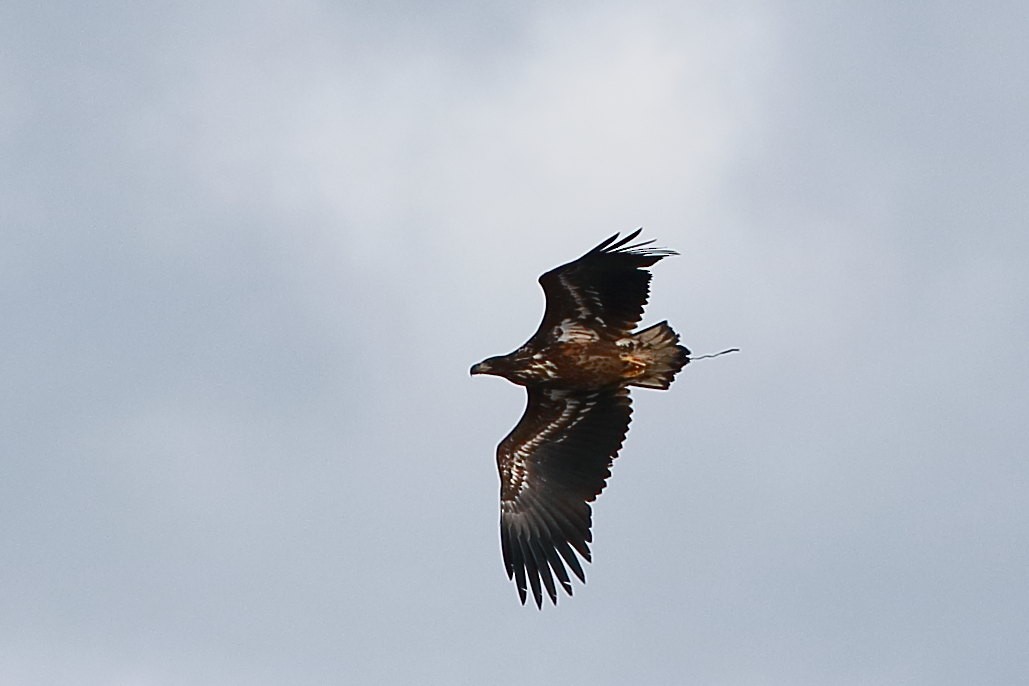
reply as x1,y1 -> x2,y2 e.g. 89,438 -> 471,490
3,2 -> 1027,684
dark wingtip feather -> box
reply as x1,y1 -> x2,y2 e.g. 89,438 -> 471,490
588,228 -> 642,254
544,545 -> 574,596
589,228 -> 677,259
529,539 -> 559,606
555,539 -> 587,584
517,536 -> 544,609
605,227 -> 644,252
589,232 -> 622,254
503,517 -> 588,607
512,548 -> 528,605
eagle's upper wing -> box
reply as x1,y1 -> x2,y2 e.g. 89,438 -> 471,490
534,229 -> 676,338
497,386 -> 633,608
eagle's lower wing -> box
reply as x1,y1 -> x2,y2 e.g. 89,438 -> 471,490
534,229 -> 676,338
497,386 -> 633,608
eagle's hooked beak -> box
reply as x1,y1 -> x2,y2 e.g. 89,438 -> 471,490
470,361 -> 490,376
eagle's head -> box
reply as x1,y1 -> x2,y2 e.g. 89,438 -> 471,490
470,351 -> 537,385
469,355 -> 506,377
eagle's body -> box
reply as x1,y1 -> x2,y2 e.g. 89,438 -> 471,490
471,230 -> 690,608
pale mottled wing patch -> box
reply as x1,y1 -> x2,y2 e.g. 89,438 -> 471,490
497,387 -> 633,608
553,319 -> 600,343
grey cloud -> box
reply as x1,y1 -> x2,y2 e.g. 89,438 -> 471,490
2,1 -> 1027,684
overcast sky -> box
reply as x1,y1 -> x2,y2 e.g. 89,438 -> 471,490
3,1 -> 1028,684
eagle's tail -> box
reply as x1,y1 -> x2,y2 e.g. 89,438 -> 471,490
628,321 -> 690,390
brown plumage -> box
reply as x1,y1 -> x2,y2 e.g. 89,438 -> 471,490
470,230 -> 690,608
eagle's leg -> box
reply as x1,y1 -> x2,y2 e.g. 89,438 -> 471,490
619,353 -> 648,379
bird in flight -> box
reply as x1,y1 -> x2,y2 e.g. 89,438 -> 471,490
471,229 -> 693,608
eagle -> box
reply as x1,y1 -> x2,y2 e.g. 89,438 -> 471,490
471,229 -> 691,608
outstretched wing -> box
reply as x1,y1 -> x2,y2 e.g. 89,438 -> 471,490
497,386 -> 633,608
534,229 -> 676,339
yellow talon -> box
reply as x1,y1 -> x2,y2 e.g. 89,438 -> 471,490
621,355 -> 647,378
